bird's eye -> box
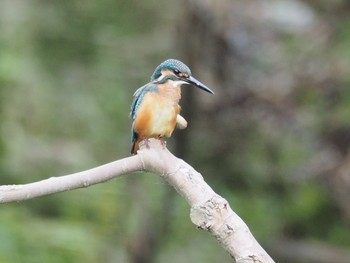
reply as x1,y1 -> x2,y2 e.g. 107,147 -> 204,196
173,69 -> 180,75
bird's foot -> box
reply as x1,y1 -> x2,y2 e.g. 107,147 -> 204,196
158,137 -> 167,149
143,138 -> 151,149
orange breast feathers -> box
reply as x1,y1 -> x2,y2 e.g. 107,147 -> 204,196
133,89 -> 181,142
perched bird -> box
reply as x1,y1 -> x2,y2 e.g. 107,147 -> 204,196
129,59 -> 214,154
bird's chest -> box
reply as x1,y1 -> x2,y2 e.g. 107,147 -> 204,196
151,86 -> 181,115
137,89 -> 181,137
150,93 -> 180,135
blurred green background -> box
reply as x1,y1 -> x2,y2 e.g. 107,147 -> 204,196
1,0 -> 350,262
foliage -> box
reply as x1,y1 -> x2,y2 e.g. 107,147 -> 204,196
1,0 -> 350,262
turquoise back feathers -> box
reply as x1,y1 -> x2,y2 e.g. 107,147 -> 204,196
130,83 -> 158,121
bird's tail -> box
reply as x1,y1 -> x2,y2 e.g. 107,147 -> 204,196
130,141 -> 137,155
130,136 -> 142,155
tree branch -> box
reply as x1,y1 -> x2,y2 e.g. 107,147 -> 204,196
0,139 -> 274,263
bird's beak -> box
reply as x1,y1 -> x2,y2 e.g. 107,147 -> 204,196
183,76 -> 215,94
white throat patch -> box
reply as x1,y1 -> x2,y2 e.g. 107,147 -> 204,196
169,79 -> 188,88
156,74 -> 165,82
157,73 -> 188,88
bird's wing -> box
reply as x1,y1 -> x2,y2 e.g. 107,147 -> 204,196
130,83 -> 158,153
129,82 -> 158,120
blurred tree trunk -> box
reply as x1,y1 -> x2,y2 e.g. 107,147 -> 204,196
179,0 -> 350,262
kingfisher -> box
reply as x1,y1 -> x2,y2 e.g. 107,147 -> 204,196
129,59 -> 214,154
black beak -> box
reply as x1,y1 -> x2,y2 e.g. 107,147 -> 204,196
183,76 -> 214,94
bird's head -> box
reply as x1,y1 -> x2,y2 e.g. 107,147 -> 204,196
151,59 -> 214,94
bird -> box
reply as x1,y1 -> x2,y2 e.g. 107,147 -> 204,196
129,59 -> 214,154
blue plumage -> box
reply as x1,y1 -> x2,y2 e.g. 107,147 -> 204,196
130,83 -> 158,120
151,59 -> 191,81
130,83 -> 158,149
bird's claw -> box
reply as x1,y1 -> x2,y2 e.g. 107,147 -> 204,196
157,137 -> 167,150
161,139 -> 167,149
143,138 -> 151,149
